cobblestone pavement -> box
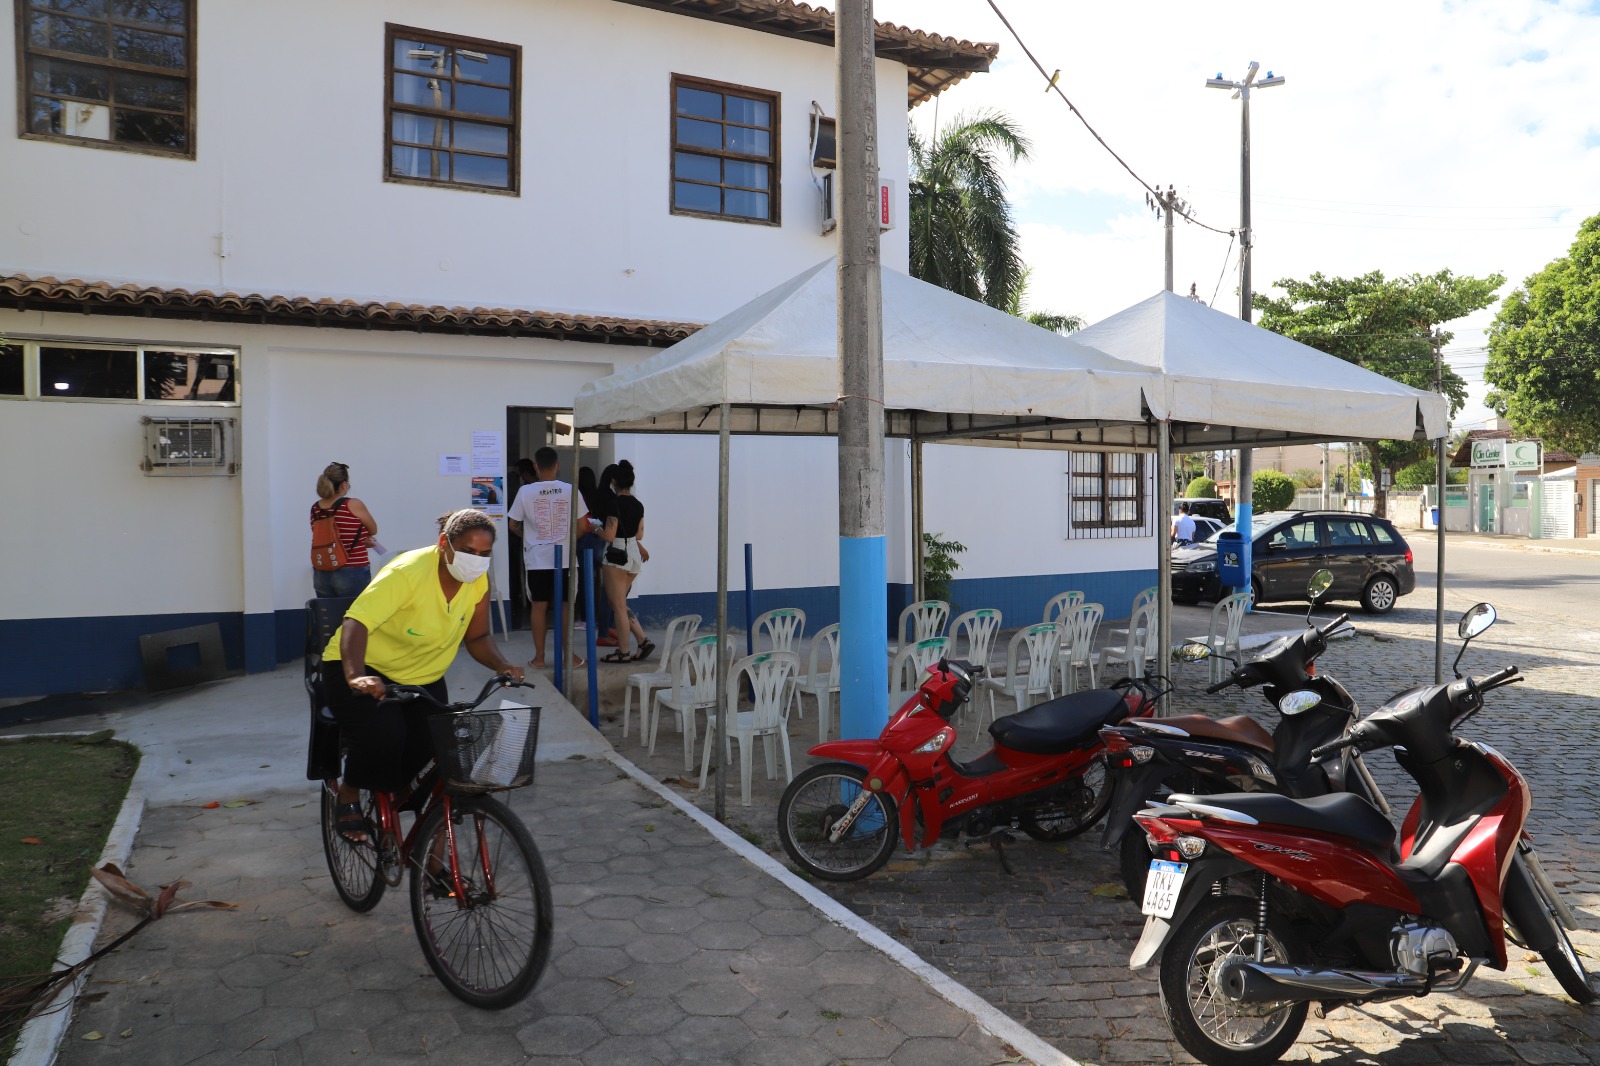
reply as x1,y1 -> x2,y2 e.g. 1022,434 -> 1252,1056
600,601 -> 1600,1065
54,757 -> 1024,1066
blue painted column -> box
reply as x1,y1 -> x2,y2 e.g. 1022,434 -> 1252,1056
838,535 -> 888,739
1235,500 -> 1253,606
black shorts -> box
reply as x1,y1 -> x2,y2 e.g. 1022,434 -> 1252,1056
527,567 -> 555,603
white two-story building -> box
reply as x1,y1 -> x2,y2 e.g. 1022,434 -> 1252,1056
0,0 -> 1159,699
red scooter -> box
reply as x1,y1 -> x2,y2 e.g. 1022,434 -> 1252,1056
776,658 -> 1157,880
1129,603 -> 1594,1066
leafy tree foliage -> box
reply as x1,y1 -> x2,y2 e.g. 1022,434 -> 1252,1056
1254,269 -> 1503,514
1002,269 -> 1085,335
909,111 -> 1030,310
1393,456 -> 1466,490
1485,213 -> 1600,455
1184,476 -> 1218,499
1252,469 -> 1297,511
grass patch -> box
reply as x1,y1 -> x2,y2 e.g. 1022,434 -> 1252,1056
0,734 -> 139,1053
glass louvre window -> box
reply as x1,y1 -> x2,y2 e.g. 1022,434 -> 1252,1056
386,25 -> 518,193
39,345 -> 138,399
144,350 -> 235,401
20,0 -> 194,155
1070,452 -> 1146,529
671,76 -> 779,223
0,345 -> 23,395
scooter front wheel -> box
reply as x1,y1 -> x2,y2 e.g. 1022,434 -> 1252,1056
777,763 -> 898,882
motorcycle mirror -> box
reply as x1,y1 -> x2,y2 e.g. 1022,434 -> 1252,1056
1173,642 -> 1213,663
1278,689 -> 1323,716
1306,569 -> 1333,602
1457,602 -> 1496,641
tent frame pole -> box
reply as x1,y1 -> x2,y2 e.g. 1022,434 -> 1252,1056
715,402 -> 730,823
1156,425 -> 1174,712
911,431 -> 924,603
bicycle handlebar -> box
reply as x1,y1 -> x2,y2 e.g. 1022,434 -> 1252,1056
386,674 -> 532,713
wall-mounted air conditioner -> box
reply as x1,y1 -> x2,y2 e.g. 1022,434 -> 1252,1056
141,416 -> 238,476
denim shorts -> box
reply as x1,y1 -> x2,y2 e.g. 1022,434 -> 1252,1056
314,566 -> 371,599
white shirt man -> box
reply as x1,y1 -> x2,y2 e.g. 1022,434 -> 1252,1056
507,451 -> 573,668
1172,506 -> 1197,543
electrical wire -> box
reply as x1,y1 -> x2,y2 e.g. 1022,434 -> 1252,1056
983,0 -> 1236,238
1209,234 -> 1236,308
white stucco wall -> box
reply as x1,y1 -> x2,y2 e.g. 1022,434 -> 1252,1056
0,0 -> 911,321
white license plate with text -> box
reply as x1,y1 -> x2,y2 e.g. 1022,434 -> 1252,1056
1141,859 -> 1187,919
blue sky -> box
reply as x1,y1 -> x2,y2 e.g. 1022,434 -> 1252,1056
870,0 -> 1600,432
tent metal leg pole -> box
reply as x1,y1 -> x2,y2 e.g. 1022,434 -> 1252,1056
1237,449 -> 1253,610
1157,426 -> 1174,713
911,435 -> 924,603
562,430 -> 580,702
1435,435 -> 1446,683
715,402 -> 730,823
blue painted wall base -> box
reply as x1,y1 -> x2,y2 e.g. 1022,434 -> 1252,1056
838,535 -> 888,740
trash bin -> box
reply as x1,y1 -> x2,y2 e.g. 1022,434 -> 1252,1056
1216,531 -> 1247,589
1430,506 -> 1439,528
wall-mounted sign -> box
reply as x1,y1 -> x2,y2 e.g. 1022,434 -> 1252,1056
1471,439 -> 1506,468
1506,440 -> 1541,471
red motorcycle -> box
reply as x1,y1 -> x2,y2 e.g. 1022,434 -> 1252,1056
1129,603 -> 1594,1066
776,658 -> 1157,880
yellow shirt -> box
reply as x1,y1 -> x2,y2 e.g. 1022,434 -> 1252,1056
323,546 -> 487,685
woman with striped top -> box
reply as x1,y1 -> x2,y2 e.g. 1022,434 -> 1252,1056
311,461 -> 379,598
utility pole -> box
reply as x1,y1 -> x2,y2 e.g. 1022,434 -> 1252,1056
836,0 -> 887,739
1146,183 -> 1180,698
1146,185 -> 1183,292
1433,329 -> 1447,683
1208,61 -> 1283,602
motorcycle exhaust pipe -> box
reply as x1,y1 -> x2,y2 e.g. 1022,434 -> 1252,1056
1220,960 -> 1428,1004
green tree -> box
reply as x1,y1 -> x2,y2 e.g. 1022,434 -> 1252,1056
1253,469 -> 1296,511
1254,269 -> 1503,516
909,111 -> 1030,310
1184,476 -> 1218,499
1393,456 -> 1466,490
921,532 -> 967,605
1287,468 -> 1323,490
1003,269 -> 1085,335
1485,213 -> 1600,454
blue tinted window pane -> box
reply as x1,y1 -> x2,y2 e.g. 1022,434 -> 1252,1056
31,14 -> 108,57
113,26 -> 185,69
392,112 -> 448,147
673,181 -> 720,214
676,87 -> 722,119
28,95 -> 64,134
456,82 -> 510,118
394,39 -> 446,73
394,72 -> 450,110
455,49 -> 511,86
391,146 -> 447,180
725,95 -> 769,127
724,160 -> 768,190
112,0 -> 184,30
725,189 -> 769,219
675,117 -> 721,150
674,151 -> 720,183
452,120 -> 506,154
115,107 -> 183,147
726,126 -> 769,157
115,70 -> 184,110
41,0 -> 107,16
33,58 -> 110,101
454,153 -> 509,188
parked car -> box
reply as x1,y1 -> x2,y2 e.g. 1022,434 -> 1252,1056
1171,509 -> 1416,614
1173,497 -> 1232,523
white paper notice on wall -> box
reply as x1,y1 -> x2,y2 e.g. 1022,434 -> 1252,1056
439,453 -> 468,476
471,431 -> 505,477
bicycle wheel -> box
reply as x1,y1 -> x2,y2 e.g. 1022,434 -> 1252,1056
320,782 -> 385,912
409,795 -> 553,1010
777,763 -> 898,882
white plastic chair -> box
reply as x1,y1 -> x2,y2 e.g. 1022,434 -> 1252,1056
792,622 -> 841,744
1109,586 -> 1159,647
650,634 -> 720,771
753,607 -> 807,718
889,635 -> 952,711
1100,598 -> 1159,682
624,613 -> 700,741
949,609 -> 1003,675
975,623 -> 1061,740
889,600 -> 950,656
698,650 -> 800,806
1183,592 -> 1251,684
1043,591 -> 1084,626
1056,602 -> 1105,694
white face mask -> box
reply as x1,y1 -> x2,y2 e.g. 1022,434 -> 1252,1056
445,543 -> 491,583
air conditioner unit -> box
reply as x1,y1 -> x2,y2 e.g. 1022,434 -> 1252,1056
820,172 -> 836,233
141,416 -> 238,476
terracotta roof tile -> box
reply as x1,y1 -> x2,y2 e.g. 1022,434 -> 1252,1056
611,0 -> 997,106
0,274 -> 701,347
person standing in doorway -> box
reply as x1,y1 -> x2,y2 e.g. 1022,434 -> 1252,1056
507,446 -> 574,669
311,462 -> 379,598
598,460 -> 654,662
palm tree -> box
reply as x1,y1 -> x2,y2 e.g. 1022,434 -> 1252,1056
909,110 -> 1031,310
1002,268 -> 1085,335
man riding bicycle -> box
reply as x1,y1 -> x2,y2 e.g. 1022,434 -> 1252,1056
323,508 -> 525,842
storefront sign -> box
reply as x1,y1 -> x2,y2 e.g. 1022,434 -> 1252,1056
1506,440 -> 1541,471
1471,439 -> 1506,467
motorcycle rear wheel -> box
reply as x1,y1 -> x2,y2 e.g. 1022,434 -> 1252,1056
777,763 -> 898,882
1523,858 -> 1597,1004
1018,756 -> 1111,841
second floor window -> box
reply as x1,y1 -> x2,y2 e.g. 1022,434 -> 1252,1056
386,25 -> 518,194
671,75 -> 779,225
18,0 -> 195,156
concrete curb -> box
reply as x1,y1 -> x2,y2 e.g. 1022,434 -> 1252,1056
9,736 -> 148,1066
601,748 -> 1078,1066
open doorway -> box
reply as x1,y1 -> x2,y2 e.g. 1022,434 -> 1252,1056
504,407 -> 606,627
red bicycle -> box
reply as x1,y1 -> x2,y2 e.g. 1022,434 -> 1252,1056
312,670 -> 552,1009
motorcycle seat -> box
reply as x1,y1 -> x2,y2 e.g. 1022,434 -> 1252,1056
1168,791 -> 1396,853
990,688 -> 1128,755
1154,713 -> 1274,754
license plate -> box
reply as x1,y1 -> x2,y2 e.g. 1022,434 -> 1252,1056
1141,859 -> 1187,919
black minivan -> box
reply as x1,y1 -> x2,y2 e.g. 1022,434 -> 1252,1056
1171,510 -> 1416,614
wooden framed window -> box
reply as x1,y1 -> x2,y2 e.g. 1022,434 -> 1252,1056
385,24 -> 518,195
1069,452 -> 1147,534
17,0 -> 195,157
671,74 -> 779,224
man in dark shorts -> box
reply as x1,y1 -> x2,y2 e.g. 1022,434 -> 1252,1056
507,447 -> 574,669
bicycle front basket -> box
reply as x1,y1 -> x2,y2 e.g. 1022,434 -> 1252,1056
429,704 -> 541,793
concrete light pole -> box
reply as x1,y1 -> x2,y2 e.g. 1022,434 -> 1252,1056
1207,61 -> 1283,601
